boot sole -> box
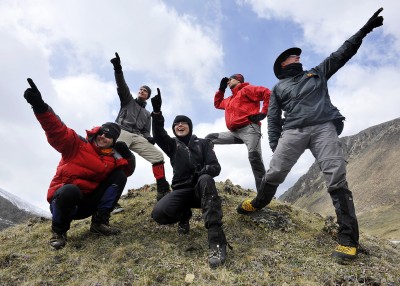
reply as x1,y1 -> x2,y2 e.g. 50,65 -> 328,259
90,228 -> 121,236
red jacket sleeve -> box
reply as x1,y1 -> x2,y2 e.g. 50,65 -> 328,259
214,90 -> 227,110
260,87 -> 271,114
35,107 -> 80,160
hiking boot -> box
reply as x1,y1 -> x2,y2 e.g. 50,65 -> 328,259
208,244 -> 227,268
49,232 -> 67,250
331,244 -> 357,260
237,199 -> 258,214
90,223 -> 121,236
177,219 -> 190,235
111,203 -> 124,214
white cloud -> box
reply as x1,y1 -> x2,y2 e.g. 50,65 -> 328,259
242,0 -> 400,54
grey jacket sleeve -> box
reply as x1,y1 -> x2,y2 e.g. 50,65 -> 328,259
115,72 -> 133,106
316,30 -> 365,80
267,87 -> 283,151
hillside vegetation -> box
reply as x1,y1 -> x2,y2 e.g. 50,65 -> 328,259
0,181 -> 399,286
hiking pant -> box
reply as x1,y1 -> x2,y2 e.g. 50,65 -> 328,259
118,130 -> 164,164
255,121 -> 359,246
205,123 -> 266,190
50,169 -> 127,234
151,174 -> 226,245
118,130 -> 169,187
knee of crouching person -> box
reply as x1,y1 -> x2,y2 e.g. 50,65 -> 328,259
151,207 -> 167,224
205,133 -> 218,140
198,174 -> 214,184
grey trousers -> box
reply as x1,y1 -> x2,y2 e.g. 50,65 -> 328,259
258,121 -> 358,246
205,123 -> 266,190
266,121 -> 347,191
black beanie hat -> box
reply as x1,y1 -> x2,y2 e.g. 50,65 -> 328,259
229,74 -> 244,83
172,115 -> 193,137
99,122 -> 121,144
141,85 -> 152,98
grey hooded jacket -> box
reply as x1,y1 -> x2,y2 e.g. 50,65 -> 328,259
268,30 -> 366,151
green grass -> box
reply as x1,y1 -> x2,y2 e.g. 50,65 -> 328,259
0,181 -> 399,286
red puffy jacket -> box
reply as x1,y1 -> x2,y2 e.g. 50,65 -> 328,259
35,109 -> 129,203
214,82 -> 271,131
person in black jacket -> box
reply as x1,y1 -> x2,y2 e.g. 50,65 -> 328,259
150,90 -> 228,268
237,8 -> 384,260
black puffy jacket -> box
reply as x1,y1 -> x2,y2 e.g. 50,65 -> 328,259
151,112 -> 221,190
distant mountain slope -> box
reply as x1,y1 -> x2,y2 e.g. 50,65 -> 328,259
0,188 -> 50,231
280,118 -> 400,241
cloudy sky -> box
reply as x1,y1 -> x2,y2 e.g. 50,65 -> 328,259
1,0 -> 398,213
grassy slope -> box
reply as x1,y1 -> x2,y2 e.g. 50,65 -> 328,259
0,182 -> 399,286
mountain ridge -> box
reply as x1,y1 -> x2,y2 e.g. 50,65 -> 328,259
0,188 -> 50,231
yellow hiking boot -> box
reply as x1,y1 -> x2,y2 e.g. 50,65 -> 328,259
237,199 -> 258,214
331,244 -> 357,260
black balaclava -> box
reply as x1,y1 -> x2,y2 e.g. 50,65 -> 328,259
280,63 -> 304,79
172,115 -> 193,145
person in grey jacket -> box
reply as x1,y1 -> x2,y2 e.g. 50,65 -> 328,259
237,8 -> 384,260
110,53 -> 170,202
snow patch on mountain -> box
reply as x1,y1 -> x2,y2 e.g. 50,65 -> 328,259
0,188 -> 50,218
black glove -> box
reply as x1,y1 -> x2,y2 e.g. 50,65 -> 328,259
191,166 -> 204,184
360,8 -> 384,35
147,137 -> 155,145
114,141 -> 132,159
219,77 -> 229,92
110,52 -> 122,73
248,113 -> 267,123
114,141 -> 136,176
24,78 -> 48,113
151,88 -> 162,113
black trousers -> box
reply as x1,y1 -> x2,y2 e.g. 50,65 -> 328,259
50,169 -> 127,234
151,174 -> 226,245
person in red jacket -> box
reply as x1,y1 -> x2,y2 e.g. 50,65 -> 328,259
23,78 -> 135,250
205,74 -> 271,191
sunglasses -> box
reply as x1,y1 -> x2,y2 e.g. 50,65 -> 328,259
97,129 -> 113,139
286,54 -> 299,59
173,122 -> 189,127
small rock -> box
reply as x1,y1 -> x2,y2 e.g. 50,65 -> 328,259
185,273 -> 195,284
